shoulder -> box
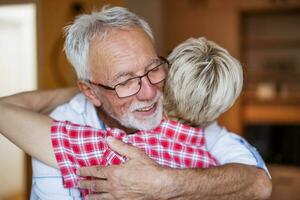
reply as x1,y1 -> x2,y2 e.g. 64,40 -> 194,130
50,92 -> 104,128
204,122 -> 269,171
205,122 -> 250,150
204,122 -> 228,150
205,121 -> 250,157
50,93 -> 88,121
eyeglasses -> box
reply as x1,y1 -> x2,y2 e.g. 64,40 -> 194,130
88,57 -> 169,98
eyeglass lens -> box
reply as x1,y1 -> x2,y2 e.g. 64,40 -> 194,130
115,62 -> 168,98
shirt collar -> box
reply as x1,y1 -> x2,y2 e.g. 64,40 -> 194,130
69,93 -> 88,114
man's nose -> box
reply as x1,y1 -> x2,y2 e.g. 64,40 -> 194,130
136,76 -> 157,101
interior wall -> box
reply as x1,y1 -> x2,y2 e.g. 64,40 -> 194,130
125,0 -> 167,56
165,0 -> 300,134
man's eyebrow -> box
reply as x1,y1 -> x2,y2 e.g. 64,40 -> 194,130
112,71 -> 135,82
111,57 -> 159,82
145,58 -> 160,70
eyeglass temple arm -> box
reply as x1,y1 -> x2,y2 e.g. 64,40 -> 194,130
87,80 -> 115,90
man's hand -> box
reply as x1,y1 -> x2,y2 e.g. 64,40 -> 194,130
78,137 -> 272,200
77,136 -> 172,200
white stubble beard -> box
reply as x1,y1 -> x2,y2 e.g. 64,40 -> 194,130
105,91 -> 164,131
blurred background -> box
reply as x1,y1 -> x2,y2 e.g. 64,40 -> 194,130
0,0 -> 299,199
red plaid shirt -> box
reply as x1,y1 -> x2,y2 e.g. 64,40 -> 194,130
51,119 -> 218,197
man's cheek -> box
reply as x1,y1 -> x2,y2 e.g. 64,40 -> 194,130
111,102 -> 129,116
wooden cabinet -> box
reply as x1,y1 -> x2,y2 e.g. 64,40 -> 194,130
241,9 -> 300,125
244,103 -> 300,125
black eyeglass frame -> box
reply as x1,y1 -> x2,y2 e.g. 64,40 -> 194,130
87,56 -> 169,98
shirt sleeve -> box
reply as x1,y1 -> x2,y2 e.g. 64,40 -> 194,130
51,120 -> 108,188
205,122 -> 271,178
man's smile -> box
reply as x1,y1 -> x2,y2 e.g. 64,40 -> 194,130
134,102 -> 157,116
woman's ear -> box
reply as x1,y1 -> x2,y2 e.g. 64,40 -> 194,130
77,81 -> 102,107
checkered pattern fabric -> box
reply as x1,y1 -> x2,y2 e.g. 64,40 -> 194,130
51,119 -> 218,197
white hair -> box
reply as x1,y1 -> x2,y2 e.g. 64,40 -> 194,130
164,37 -> 243,127
64,5 -> 154,80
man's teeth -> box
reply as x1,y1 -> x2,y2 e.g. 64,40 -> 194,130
136,104 -> 155,111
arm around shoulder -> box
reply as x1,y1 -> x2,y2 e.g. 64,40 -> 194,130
77,137 -> 271,200
0,101 -> 58,168
0,87 -> 79,114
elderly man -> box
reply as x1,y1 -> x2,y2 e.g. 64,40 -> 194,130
1,6 -> 271,200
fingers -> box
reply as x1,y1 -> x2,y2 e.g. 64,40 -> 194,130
77,165 -> 108,179
87,193 -> 115,200
106,136 -> 141,159
78,179 -> 110,193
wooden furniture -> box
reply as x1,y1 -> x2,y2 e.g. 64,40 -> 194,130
241,9 -> 300,127
244,103 -> 300,125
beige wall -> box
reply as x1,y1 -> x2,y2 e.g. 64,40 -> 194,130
126,0 -> 167,56
0,137 -> 26,199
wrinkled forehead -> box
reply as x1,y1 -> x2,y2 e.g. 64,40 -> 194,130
88,27 -> 158,83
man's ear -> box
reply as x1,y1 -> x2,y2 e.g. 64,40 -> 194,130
77,81 -> 102,107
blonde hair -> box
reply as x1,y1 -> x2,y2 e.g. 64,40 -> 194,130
164,37 -> 243,127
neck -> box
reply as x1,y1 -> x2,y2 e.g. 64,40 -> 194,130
96,107 -> 136,134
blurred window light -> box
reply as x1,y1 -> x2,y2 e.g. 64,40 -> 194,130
0,3 -> 36,199
0,3 -> 37,95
